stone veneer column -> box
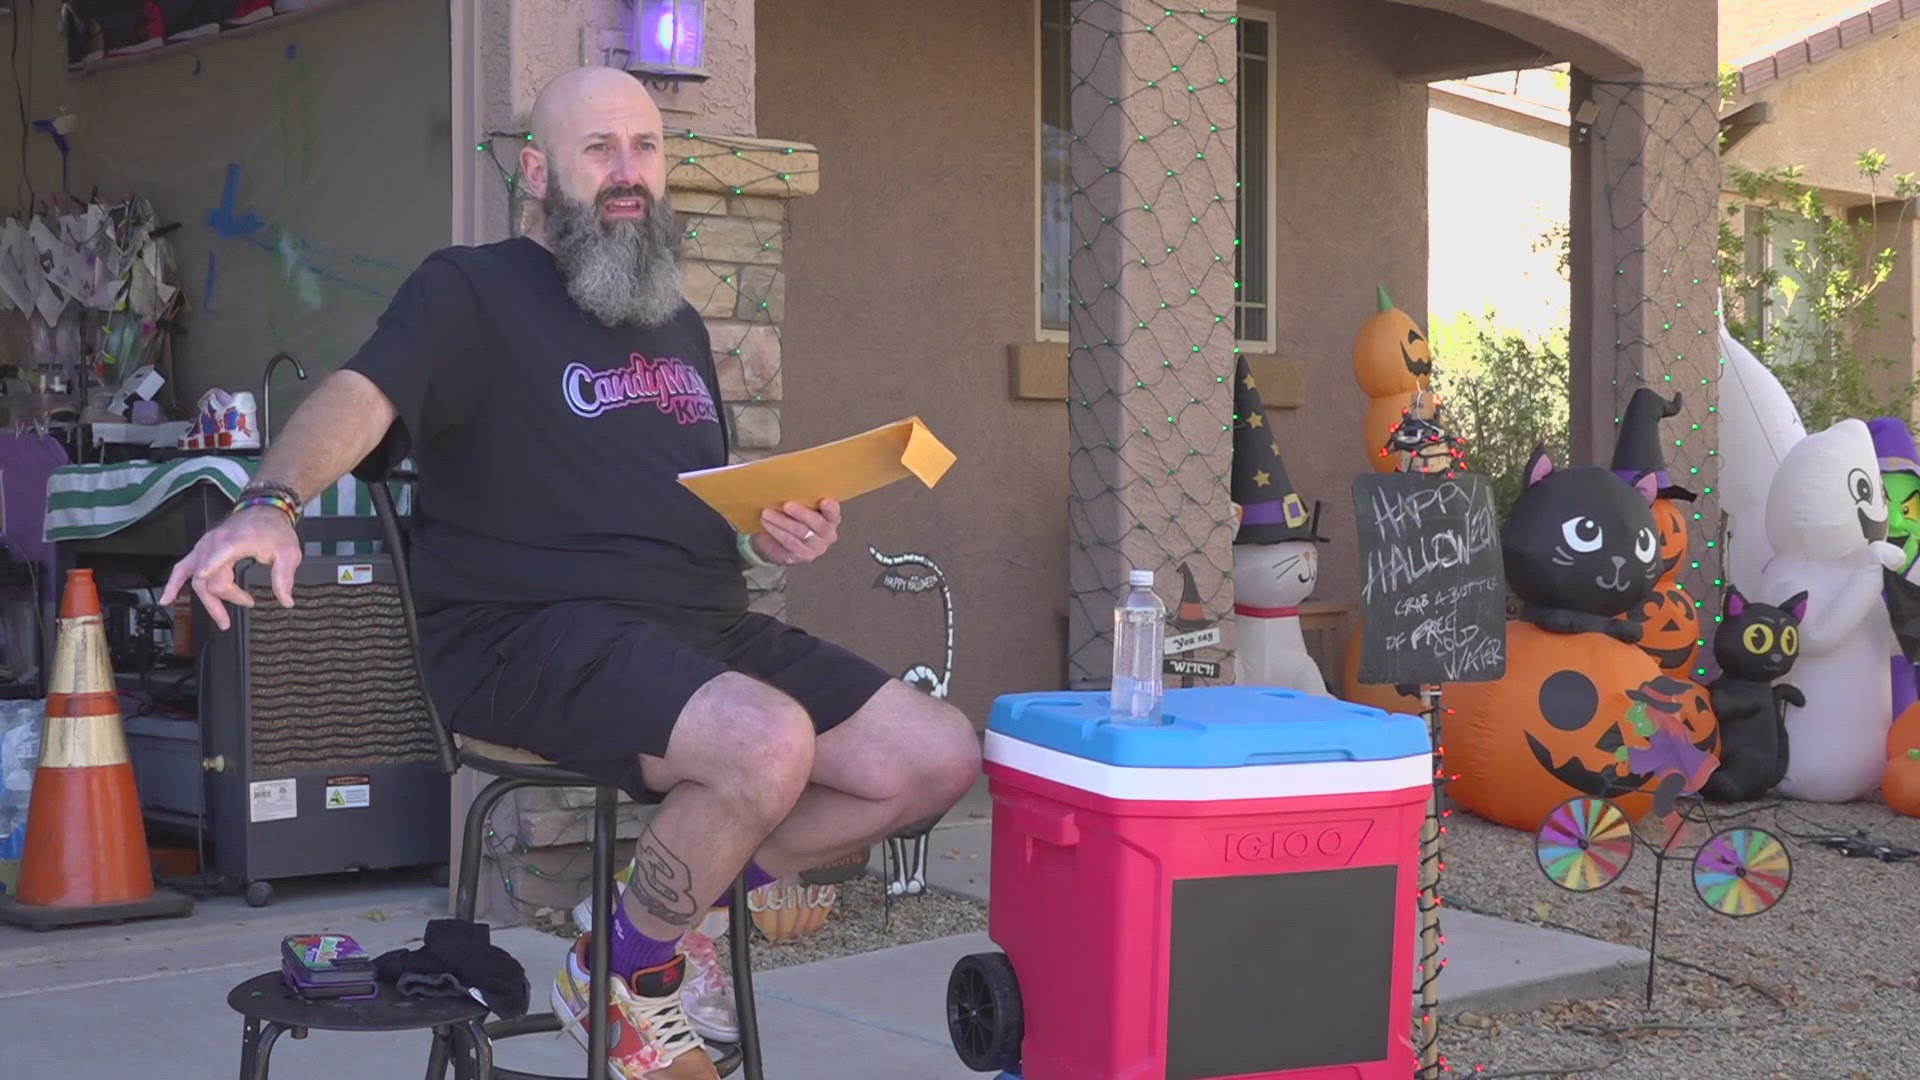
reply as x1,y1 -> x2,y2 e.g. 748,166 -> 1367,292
667,133 -> 822,621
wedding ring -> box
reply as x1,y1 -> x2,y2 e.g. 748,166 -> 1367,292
802,529 -> 816,542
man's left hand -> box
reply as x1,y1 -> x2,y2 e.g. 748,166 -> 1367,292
753,499 -> 841,565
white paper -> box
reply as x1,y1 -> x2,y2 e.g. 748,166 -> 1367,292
0,232 -> 30,314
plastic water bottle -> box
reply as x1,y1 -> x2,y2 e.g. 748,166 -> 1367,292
1111,569 -> 1166,723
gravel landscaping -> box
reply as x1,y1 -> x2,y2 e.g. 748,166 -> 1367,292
1432,797 -> 1920,1079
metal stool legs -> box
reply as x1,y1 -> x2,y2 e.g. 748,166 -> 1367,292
728,872 -> 763,1080
432,774 -> 760,1080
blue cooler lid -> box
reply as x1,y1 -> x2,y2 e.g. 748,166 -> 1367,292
987,687 -> 1428,769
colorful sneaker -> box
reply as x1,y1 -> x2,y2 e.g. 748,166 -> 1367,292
676,922 -> 740,1044
572,874 -> 739,1045
552,935 -> 718,1079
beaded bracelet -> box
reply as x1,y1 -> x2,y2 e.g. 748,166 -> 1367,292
239,479 -> 303,507
232,493 -> 301,528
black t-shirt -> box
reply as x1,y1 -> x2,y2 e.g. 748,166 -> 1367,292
343,236 -> 747,619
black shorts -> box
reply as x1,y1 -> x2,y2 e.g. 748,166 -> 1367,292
437,601 -> 894,799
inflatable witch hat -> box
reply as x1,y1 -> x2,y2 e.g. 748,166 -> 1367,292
1233,356 -> 1325,545
1611,388 -> 1695,501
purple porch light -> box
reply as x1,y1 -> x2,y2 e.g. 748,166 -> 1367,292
630,0 -> 707,77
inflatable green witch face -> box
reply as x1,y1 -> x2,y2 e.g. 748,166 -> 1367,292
1886,471 -> 1920,573
1871,417 -> 1920,575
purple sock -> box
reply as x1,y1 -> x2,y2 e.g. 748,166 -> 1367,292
608,896 -> 682,979
709,861 -> 777,909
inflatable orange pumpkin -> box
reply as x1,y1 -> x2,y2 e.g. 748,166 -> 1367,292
1352,285 -> 1430,397
1885,748 -> 1920,817
1629,498 -> 1703,677
1888,702 -> 1920,760
1351,286 -> 1438,474
1442,622 -> 1671,831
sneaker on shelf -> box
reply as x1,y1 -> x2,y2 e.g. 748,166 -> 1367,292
98,3 -> 166,56
552,935 -> 719,1080
223,0 -> 277,26
158,0 -> 224,42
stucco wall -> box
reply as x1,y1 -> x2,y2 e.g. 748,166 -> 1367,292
1393,0 -> 1712,81
13,0 -> 449,418
1727,30 -> 1920,199
757,0 -> 1051,724
0,2 -> 66,219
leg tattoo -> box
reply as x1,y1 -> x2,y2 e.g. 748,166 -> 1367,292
628,825 -> 700,926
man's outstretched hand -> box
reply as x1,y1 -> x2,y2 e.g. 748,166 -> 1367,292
753,499 -> 841,566
157,507 -> 304,631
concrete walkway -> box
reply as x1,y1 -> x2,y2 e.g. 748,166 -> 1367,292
0,777 -> 1644,1079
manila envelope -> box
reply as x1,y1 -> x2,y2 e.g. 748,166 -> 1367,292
679,416 -> 956,534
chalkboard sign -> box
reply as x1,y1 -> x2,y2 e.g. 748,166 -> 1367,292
1351,472 -> 1507,686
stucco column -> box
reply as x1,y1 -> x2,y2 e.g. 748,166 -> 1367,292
1569,70 -> 1722,611
1065,1 -> 1238,688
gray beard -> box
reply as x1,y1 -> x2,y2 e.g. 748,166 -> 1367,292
542,184 -> 685,328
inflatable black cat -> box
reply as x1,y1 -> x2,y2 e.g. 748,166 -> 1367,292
1503,447 -> 1662,641
1701,587 -> 1807,802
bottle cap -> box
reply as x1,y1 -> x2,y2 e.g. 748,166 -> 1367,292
1128,569 -> 1154,587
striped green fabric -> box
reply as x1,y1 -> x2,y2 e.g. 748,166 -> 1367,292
44,456 -> 412,556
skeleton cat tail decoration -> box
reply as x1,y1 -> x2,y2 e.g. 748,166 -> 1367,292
870,545 -> 956,897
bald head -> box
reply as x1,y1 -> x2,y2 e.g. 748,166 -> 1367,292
521,66 -> 667,217
530,66 -> 661,153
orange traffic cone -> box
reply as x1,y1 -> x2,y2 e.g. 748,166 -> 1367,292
0,570 -> 192,929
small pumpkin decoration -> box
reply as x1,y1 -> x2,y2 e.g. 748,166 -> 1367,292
1351,286 -> 1440,475
1629,498 -> 1703,677
747,876 -> 840,943
1442,621 -> 1668,831
1884,748 -> 1920,818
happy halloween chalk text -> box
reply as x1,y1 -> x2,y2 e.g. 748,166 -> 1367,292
1357,477 -> 1505,682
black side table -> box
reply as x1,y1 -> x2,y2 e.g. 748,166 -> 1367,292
226,971 -> 494,1079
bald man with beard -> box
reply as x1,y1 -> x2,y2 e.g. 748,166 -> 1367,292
162,66 -> 980,1079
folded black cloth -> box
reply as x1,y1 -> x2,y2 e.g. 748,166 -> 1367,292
373,946 -> 467,1000
373,918 -> 529,1018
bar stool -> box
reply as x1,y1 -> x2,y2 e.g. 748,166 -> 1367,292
428,740 -> 762,1080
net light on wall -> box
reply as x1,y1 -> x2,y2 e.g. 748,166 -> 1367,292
629,0 -> 707,79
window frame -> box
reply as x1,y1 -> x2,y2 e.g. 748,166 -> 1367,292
1033,2 -> 1277,351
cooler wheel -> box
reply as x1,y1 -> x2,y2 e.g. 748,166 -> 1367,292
244,881 -> 274,908
946,951 -> 1023,1072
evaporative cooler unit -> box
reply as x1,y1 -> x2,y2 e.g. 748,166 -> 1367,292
198,551 -> 447,905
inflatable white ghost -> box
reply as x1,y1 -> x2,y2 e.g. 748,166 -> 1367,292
1718,317 -> 1808,597
1233,540 -> 1330,695
1758,419 -> 1906,801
